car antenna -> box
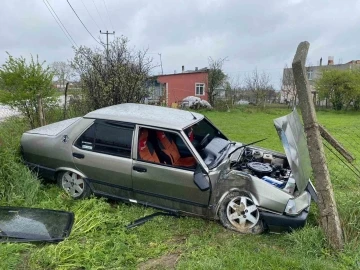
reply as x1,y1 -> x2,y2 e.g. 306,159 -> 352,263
189,111 -> 197,120
227,138 -> 268,158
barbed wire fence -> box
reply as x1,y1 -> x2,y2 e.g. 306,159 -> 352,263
321,124 -> 360,242
322,125 -> 360,184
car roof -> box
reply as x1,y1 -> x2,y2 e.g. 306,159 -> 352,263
84,103 -> 204,130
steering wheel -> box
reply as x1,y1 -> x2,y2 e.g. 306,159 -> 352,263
199,133 -> 210,148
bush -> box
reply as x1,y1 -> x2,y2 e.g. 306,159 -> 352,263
0,54 -> 57,128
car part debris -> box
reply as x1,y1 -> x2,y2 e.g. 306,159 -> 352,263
126,212 -> 179,229
0,207 -> 74,243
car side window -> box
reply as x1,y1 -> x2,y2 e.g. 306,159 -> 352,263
137,127 -> 197,170
75,121 -> 133,158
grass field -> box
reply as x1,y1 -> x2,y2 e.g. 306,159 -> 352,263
0,106 -> 359,270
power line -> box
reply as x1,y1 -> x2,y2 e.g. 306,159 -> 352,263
43,0 -> 77,48
92,0 -> 107,30
102,0 -> 114,30
67,0 -> 104,47
80,0 -> 101,30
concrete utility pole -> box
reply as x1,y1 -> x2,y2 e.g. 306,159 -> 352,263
292,41 -> 344,250
100,30 -> 115,58
158,53 -> 163,75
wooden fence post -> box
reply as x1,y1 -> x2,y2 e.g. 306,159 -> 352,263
64,82 -> 69,120
292,41 -> 344,250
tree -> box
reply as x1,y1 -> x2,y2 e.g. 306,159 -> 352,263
244,68 -> 273,106
207,57 -> 227,106
0,53 -> 56,128
71,36 -> 153,110
281,64 -> 298,106
315,69 -> 360,110
51,61 -> 74,90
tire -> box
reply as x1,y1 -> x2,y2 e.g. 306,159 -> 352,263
218,191 -> 264,234
57,171 -> 91,199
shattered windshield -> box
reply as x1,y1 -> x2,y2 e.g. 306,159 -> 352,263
0,207 -> 74,242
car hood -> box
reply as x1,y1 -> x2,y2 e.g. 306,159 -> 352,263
273,110 -> 312,193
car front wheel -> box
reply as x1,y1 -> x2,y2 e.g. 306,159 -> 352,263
57,171 -> 91,199
218,191 -> 264,234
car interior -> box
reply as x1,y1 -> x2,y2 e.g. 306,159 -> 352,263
138,128 -> 197,169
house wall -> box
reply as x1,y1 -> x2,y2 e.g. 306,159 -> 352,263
281,61 -> 360,105
157,72 -> 208,106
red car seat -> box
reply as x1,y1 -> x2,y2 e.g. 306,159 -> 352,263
138,129 -> 160,163
156,131 -> 196,168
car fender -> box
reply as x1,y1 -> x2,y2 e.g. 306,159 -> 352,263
55,167 -> 87,179
214,188 -> 260,219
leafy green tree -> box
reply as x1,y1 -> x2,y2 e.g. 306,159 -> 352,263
208,57 -> 227,106
71,37 -> 152,110
0,54 -> 56,127
315,69 -> 360,110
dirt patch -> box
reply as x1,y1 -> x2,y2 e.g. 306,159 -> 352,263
137,253 -> 180,270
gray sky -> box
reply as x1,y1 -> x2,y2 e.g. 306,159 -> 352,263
1,0 -> 360,88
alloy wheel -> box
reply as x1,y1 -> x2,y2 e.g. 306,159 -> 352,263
226,196 -> 259,230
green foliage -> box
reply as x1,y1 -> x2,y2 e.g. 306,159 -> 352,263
208,57 -> 227,106
71,37 -> 152,111
315,69 -> 360,111
0,53 -> 57,128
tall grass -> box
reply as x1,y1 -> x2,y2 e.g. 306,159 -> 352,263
0,117 -> 40,206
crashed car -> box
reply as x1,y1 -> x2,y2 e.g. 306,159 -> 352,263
21,103 -> 316,233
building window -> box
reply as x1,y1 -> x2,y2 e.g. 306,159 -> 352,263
195,83 -> 205,96
307,70 -> 313,80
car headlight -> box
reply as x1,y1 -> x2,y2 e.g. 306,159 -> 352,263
284,199 -> 297,215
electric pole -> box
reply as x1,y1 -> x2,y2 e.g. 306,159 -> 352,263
158,53 -> 163,74
100,30 -> 115,58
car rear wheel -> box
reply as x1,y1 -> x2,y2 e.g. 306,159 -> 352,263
219,191 -> 264,234
57,171 -> 91,199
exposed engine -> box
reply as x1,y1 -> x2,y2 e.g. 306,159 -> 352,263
233,147 -> 292,184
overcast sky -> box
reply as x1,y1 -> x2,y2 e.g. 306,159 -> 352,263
1,0 -> 360,88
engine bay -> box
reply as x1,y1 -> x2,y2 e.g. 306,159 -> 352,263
232,146 -> 293,190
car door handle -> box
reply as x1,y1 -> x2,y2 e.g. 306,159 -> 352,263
73,153 -> 85,159
133,166 -> 147,173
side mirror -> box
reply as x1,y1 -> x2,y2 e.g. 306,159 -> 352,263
193,165 -> 210,191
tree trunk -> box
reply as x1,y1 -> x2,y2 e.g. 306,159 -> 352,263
292,41 -> 344,250
37,95 -> 45,127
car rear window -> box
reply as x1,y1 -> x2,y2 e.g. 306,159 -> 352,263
75,120 -> 134,158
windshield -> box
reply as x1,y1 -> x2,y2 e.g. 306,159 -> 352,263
185,118 -> 227,146
0,207 -> 74,243
185,118 -> 230,168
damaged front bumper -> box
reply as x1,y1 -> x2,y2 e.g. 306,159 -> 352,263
260,207 -> 309,233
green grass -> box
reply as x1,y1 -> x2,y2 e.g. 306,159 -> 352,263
0,107 -> 360,269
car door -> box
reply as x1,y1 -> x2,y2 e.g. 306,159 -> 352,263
72,119 -> 134,199
131,126 -> 210,215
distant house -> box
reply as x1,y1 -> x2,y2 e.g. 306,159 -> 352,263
145,66 -> 208,107
281,57 -> 360,106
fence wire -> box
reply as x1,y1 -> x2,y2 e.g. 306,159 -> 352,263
323,125 -> 360,185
